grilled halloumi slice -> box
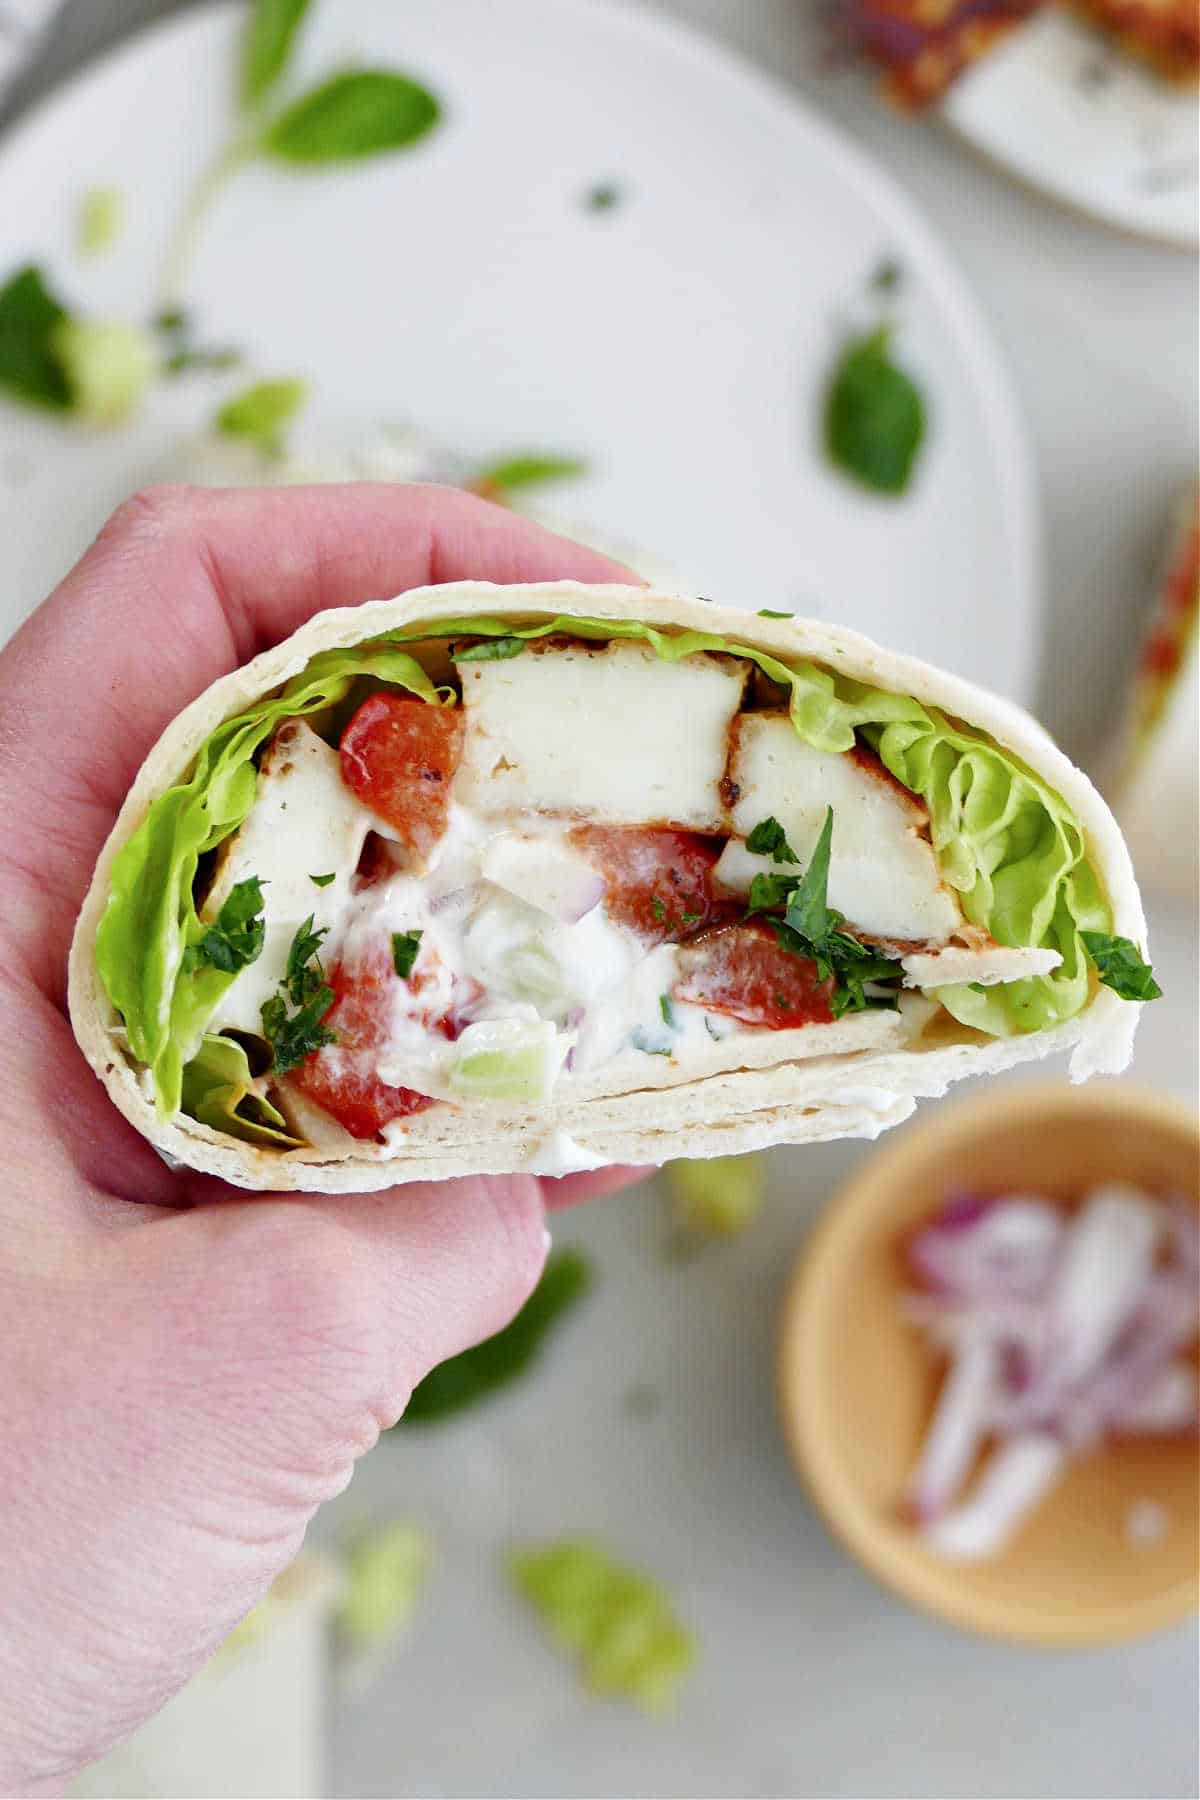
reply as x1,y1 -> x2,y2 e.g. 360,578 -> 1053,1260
201,720 -> 375,1035
454,638 -> 748,829
715,714 -> 963,943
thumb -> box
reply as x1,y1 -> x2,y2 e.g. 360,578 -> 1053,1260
157,1175 -> 549,1475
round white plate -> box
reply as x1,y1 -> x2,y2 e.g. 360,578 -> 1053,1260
942,7 -> 1198,250
0,0 -> 1039,698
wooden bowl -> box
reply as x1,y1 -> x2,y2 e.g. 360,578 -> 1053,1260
778,1082 -> 1199,1646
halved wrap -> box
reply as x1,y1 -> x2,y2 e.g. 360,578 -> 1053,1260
67,583 -> 1156,1191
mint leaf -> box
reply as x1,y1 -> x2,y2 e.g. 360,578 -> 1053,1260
783,807 -> 837,944
216,377 -> 309,455
472,454 -> 588,496
391,930 -> 423,980
240,0 -> 312,108
745,816 -> 799,863
400,1250 -> 591,1423
1081,932 -> 1162,1002
452,637 -> 525,663
825,325 -> 926,496
195,876 -> 266,973
262,69 -> 441,163
0,264 -> 72,410
309,871 -> 336,888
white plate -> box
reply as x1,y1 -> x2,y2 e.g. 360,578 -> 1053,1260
0,0 -> 1038,699
943,8 -> 1198,250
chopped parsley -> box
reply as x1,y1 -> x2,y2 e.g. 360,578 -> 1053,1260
584,181 -> 623,213
391,929 -> 424,980
1081,932 -> 1162,1002
260,915 -> 336,1075
309,871 -> 336,887
745,815 -> 799,863
756,608 -> 793,619
192,876 -> 266,974
651,897 -> 667,923
659,994 -> 675,1027
452,637 -> 526,663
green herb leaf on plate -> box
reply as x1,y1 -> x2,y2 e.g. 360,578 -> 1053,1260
825,324 -> 926,496
240,0 -> 312,109
335,1521 -> 433,1652
400,1249 -> 591,1424
215,376 -> 309,455
51,318 -> 159,425
0,264 -> 72,410
1081,931 -> 1162,1002
391,929 -> 423,980
262,68 -> 441,163
451,636 -> 526,662
309,871 -> 336,888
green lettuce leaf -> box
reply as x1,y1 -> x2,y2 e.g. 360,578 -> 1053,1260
95,643 -> 445,1117
179,1034 -> 301,1147
510,1539 -> 695,1714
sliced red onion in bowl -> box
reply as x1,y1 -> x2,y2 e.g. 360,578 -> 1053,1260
902,1183 -> 1199,1561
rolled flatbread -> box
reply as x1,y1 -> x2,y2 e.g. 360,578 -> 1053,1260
68,583 -> 1154,1191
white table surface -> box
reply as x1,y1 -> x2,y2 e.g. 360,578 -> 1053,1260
3,6 -> 1197,1799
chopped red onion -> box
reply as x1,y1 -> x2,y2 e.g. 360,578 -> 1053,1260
903,1183 -> 1199,1561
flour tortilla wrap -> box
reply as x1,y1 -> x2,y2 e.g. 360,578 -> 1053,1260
68,583 -> 1149,1192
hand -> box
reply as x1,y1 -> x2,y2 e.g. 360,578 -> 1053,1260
0,484 -> 645,1795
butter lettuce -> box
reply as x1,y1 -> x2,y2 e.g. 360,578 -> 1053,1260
510,1539 -> 695,1714
402,615 -> 1113,1037
180,1033 -> 300,1147
96,643 -> 444,1117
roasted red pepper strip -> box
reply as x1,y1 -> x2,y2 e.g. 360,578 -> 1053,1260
340,693 -> 464,859
673,920 -> 835,1029
569,825 -> 739,947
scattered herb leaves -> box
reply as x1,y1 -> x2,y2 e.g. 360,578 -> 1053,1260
659,994 -> 675,1027
651,897 -> 667,923
756,608 -> 793,619
309,871 -> 336,888
240,0 -> 312,110
745,815 -> 799,863
262,69 -> 441,163
0,264 -> 72,410
154,306 -> 242,377
399,1250 -> 592,1423
824,324 -> 926,496
192,876 -> 266,974
452,637 -> 526,663
1081,932 -> 1162,1002
782,808 -> 837,944
391,929 -> 423,980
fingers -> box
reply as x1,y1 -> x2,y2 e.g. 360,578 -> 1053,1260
542,1164 -> 656,1211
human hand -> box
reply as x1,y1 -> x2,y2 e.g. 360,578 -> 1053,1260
0,484 -> 645,1795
